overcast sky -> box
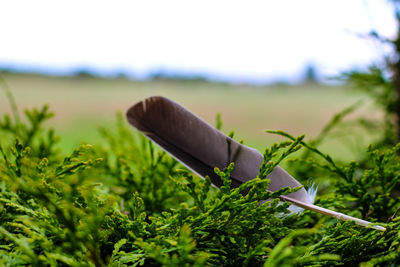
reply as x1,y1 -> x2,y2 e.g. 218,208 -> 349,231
0,0 -> 397,83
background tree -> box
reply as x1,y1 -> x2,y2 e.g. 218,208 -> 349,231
346,0 -> 400,145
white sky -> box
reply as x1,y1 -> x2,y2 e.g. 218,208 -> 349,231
0,0 -> 397,83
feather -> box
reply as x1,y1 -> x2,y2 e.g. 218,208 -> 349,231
126,96 -> 385,231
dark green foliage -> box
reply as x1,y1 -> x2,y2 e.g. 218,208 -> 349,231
0,104 -> 399,266
1,101 -> 400,266
0,105 -> 324,266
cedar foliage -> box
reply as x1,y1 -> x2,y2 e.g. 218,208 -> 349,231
1,94 -> 400,266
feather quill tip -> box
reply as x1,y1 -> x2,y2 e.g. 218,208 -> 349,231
287,183 -> 318,214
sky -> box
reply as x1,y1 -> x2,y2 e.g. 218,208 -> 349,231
0,0 -> 397,84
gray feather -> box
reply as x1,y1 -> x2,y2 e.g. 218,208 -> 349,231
126,96 -> 312,204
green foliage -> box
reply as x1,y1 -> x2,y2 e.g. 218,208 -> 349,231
1,101 -> 400,266
0,105 -> 319,266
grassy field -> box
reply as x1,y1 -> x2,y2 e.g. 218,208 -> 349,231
0,73 -> 380,161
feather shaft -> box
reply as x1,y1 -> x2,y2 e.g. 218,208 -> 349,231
279,195 -> 386,231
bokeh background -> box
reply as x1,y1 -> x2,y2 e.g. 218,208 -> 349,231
0,0 -> 396,160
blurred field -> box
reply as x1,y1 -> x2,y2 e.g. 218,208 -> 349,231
0,73 -> 380,161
